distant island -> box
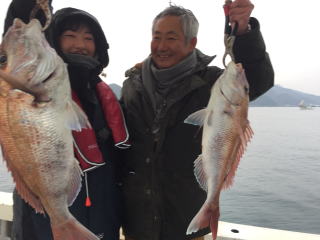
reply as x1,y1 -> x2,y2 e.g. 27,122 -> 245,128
109,83 -> 122,99
109,83 -> 320,107
250,85 -> 320,107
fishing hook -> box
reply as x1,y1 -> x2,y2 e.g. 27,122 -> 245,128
222,0 -> 238,67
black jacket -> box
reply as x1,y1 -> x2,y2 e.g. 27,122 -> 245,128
120,18 -> 274,240
4,1 -> 121,240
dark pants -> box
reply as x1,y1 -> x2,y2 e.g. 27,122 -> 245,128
11,189 -> 53,240
11,164 -> 122,240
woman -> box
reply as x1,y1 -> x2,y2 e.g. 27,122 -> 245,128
4,1 -> 129,239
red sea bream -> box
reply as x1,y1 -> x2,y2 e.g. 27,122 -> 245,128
0,18 -> 100,240
184,61 -> 253,239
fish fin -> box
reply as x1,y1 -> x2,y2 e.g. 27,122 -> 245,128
186,202 -> 220,237
65,101 -> 91,131
184,109 -> 207,126
194,155 -> 208,191
0,146 -> 44,213
245,122 -> 254,141
12,171 -> 45,214
51,216 -> 100,240
67,160 -> 83,206
223,123 -> 254,189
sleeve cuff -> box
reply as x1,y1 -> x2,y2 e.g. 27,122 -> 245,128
233,17 -> 267,64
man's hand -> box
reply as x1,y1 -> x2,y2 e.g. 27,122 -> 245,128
229,0 -> 254,35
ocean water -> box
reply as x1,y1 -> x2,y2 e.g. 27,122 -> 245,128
220,107 -> 320,235
0,107 -> 319,234
0,151 -> 13,193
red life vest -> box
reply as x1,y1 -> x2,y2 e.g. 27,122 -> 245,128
72,81 -> 130,172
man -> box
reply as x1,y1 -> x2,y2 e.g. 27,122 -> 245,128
120,1 -> 273,240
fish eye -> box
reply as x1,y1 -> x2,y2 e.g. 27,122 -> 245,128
0,54 -> 7,67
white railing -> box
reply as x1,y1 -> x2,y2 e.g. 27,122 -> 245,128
1,191 -> 320,240
0,192 -> 12,240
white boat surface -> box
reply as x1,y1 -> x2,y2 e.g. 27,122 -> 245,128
1,191 -> 320,240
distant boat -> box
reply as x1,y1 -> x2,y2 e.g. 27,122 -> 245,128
298,100 -> 314,110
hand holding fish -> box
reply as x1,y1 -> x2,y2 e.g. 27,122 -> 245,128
228,0 -> 254,35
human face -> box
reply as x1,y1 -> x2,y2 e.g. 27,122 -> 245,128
59,25 -> 96,57
151,16 -> 197,69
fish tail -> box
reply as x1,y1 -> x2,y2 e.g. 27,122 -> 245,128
51,217 -> 100,240
186,202 -> 220,239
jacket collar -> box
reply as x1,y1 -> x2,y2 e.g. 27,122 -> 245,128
127,49 -> 216,100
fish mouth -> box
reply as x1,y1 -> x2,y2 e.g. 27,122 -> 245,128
235,63 -> 249,95
12,18 -> 25,30
11,18 -> 42,32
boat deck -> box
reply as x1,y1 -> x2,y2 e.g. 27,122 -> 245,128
1,191 -> 319,240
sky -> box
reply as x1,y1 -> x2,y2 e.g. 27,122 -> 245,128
0,0 -> 319,96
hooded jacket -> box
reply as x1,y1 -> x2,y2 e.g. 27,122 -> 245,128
120,18 -> 274,240
49,7 -> 130,171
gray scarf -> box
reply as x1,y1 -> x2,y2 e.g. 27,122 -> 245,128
142,50 -> 197,110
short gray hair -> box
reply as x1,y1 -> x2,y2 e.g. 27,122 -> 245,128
152,5 -> 199,43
